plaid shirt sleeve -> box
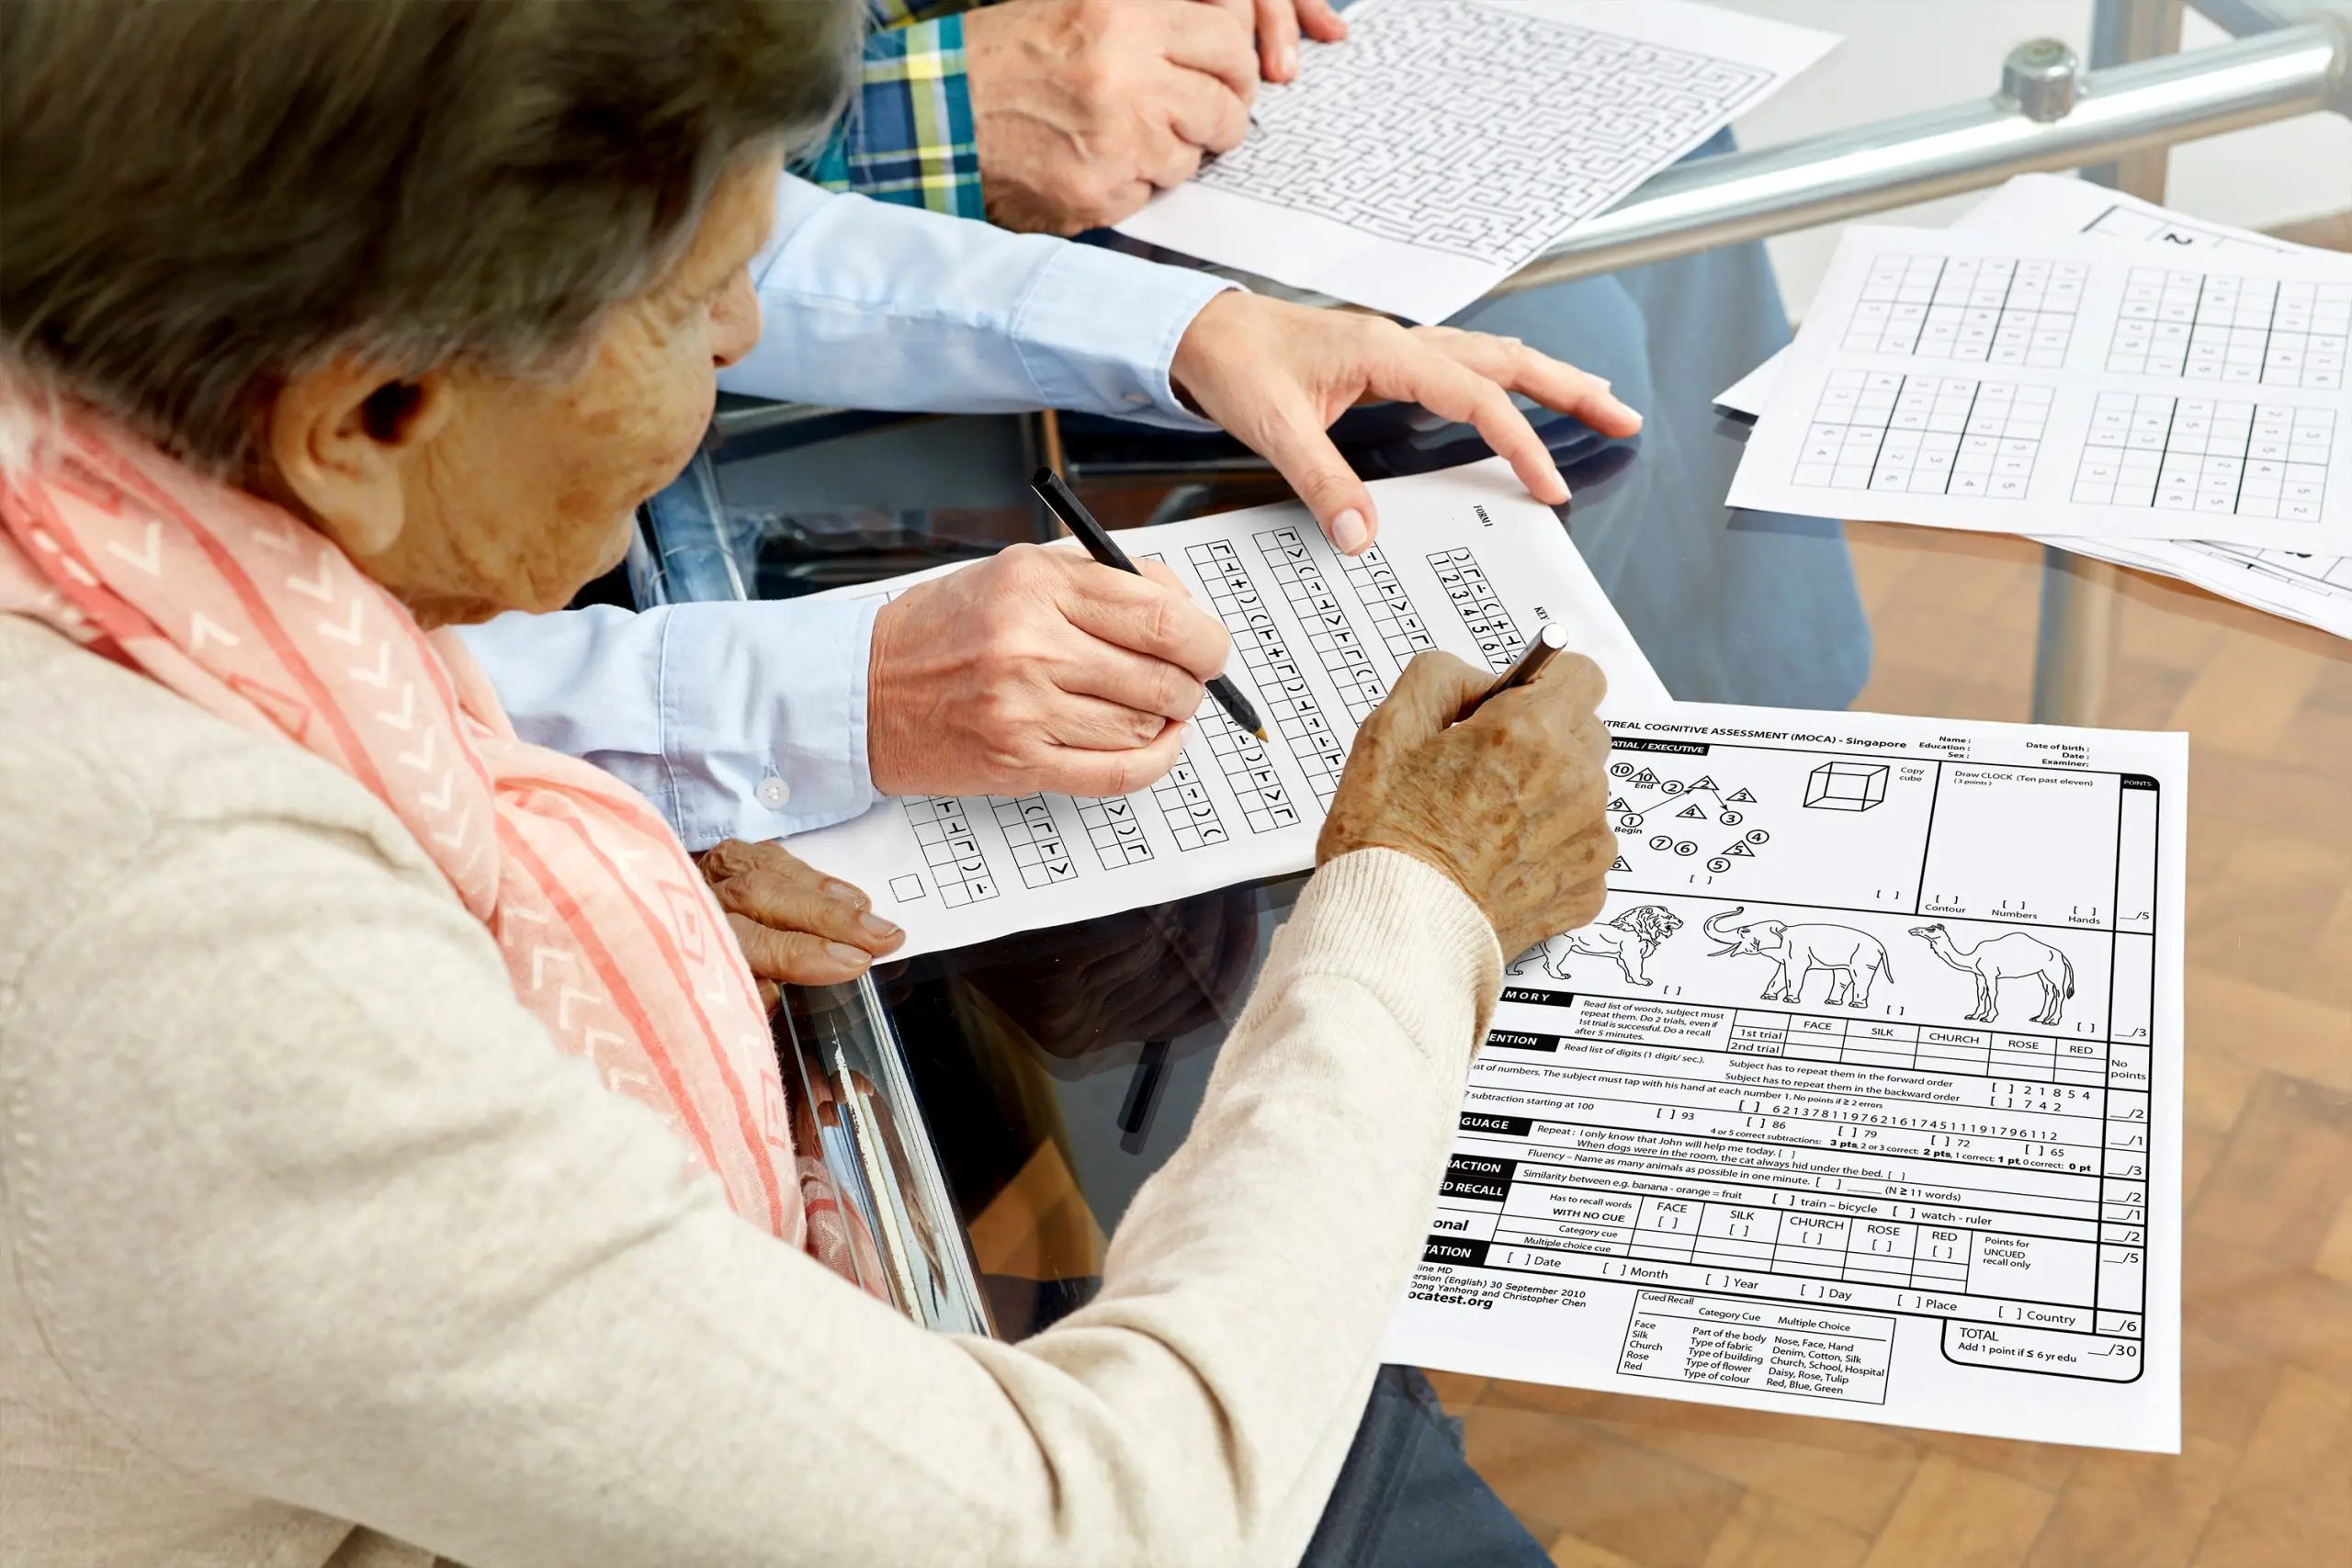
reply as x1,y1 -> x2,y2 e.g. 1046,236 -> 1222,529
791,1 -> 984,220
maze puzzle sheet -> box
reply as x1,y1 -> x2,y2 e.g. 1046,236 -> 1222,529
1729,224 -> 2352,553
784,460 -> 1668,958
1115,0 -> 1837,322
1389,701 -> 2188,1451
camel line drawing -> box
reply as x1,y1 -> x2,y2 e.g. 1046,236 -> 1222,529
1908,924 -> 2075,1025
1702,908 -> 1894,1008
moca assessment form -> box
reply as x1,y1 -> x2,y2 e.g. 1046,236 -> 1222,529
1385,702 -> 2187,1451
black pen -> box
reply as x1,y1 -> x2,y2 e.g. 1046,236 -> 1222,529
1029,468 -> 1269,742
1459,622 -> 1568,720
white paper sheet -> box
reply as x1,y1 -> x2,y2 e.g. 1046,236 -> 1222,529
1718,178 -> 2352,637
1385,700 -> 2186,1451
1715,177 -> 2318,423
1726,221 -> 2352,554
784,461 -> 1668,957
1712,348 -> 1781,422
1114,0 -> 1838,323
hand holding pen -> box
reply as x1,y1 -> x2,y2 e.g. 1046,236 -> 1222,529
1031,468 -> 1269,740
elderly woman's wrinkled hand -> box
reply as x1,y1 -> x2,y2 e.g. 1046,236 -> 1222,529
1317,649 -> 1615,957
698,839 -> 906,1007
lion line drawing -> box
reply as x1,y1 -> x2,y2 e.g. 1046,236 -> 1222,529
1507,905 -> 1684,987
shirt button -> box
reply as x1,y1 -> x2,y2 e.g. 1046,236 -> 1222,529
755,777 -> 792,810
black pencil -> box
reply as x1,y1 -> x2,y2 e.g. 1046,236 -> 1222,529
1029,468 -> 1269,742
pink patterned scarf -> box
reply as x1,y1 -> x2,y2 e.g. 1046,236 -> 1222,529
0,395 -> 872,1285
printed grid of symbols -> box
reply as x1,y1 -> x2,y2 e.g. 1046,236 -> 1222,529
1338,544 -> 1440,672
990,795 -> 1077,890
2073,395 -> 2335,520
1188,540 -> 1349,807
2109,269 -> 2348,389
1074,795 -> 1154,869
1137,554 -> 1276,840
1148,738 -> 1236,851
1255,525 -> 1389,720
902,796 -> 999,907
1195,700 -> 1300,834
1843,255 -> 2085,367
1426,547 -> 1522,671
1794,373 -> 2053,499
1193,0 -> 1770,262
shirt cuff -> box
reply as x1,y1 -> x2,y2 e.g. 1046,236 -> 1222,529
653,596 -> 883,851
1012,243 -> 1239,429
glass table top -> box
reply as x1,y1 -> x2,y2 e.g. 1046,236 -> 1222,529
666,244 -> 2348,1565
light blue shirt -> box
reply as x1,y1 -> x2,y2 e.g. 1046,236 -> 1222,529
457,175 -> 1232,849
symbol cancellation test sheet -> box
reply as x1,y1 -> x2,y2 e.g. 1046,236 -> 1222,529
783,460 -> 1669,959
1385,704 -> 2187,1451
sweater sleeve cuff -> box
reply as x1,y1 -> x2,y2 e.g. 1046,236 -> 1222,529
1283,848 -> 1504,1074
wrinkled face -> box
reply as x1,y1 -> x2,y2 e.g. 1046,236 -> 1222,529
347,152 -> 777,625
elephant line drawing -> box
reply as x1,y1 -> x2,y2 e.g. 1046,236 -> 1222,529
1909,923 -> 2075,1025
1507,905 -> 1684,987
1701,908 -> 1894,1008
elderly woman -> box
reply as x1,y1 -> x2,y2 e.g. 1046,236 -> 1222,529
0,3 -> 1616,1564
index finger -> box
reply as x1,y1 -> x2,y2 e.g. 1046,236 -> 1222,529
1161,66 -> 1251,154
1427,330 -> 1643,437
1465,648 -> 1607,732
1057,557 -> 1231,681
1254,0 -> 1302,79
1159,0 -> 1261,100
1528,647 -> 1608,719
1362,347 -> 1569,508
1363,649 -> 1489,749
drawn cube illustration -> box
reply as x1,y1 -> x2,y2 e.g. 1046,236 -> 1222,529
1804,760 -> 1889,812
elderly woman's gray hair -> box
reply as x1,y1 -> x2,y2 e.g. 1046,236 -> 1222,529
0,0 -> 859,472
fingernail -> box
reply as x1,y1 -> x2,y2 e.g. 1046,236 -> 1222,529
824,942 -> 873,970
1543,457 -> 1569,502
859,912 -> 900,942
821,878 -> 867,908
1330,507 -> 1368,554
1282,42 -> 1297,75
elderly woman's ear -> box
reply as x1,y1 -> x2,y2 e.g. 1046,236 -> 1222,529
263,358 -> 458,562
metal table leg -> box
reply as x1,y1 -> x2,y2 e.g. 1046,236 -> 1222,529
2032,0 -> 2184,726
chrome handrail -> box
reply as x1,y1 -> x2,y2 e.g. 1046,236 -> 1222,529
1479,17 -> 2346,296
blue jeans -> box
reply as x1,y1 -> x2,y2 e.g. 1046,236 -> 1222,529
1303,1365 -> 1548,1567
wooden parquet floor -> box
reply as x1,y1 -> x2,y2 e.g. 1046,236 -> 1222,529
1435,523 -> 2352,1568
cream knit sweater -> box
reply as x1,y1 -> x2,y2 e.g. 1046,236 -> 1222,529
0,616 -> 1502,1568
